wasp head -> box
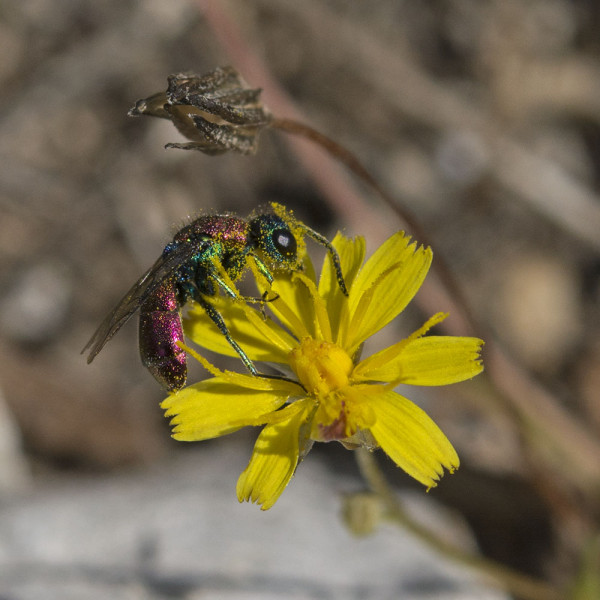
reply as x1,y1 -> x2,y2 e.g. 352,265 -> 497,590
249,214 -> 300,271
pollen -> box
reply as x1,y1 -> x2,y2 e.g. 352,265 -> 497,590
288,338 -> 354,397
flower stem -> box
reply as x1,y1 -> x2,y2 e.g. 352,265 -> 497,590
355,448 -> 562,600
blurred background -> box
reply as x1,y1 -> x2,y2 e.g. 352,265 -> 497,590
0,1 -> 599,597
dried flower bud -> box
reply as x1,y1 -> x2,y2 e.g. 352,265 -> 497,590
129,66 -> 271,155
342,492 -> 383,537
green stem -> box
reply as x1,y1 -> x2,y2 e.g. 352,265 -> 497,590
355,448 -> 562,600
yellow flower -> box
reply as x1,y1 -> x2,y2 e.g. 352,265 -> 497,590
162,232 -> 484,510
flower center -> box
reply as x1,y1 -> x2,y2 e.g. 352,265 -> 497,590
288,338 -> 354,397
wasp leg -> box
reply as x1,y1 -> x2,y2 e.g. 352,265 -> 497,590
237,291 -> 279,320
239,289 -> 279,305
251,255 -> 274,285
245,255 -> 277,317
241,290 -> 279,320
197,295 -> 258,374
210,261 -> 277,307
299,224 -> 349,296
228,289 -> 279,305
196,295 -> 305,389
261,289 -> 279,302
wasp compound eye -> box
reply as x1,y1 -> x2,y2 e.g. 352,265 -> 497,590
272,229 -> 297,259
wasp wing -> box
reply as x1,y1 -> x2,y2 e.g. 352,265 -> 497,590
82,239 -> 208,363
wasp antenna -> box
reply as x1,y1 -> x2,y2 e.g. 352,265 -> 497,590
299,224 -> 348,296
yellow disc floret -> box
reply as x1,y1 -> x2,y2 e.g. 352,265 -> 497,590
289,338 -> 360,441
289,338 -> 353,396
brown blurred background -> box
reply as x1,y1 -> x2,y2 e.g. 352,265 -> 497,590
0,0 -> 599,589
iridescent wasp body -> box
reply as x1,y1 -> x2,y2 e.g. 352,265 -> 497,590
83,205 -> 347,391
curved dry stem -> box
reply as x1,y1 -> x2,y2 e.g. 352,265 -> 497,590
355,448 -> 563,600
270,117 -> 481,335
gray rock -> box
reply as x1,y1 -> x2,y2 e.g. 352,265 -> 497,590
0,440 -> 508,600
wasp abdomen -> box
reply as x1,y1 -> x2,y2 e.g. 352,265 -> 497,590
139,279 -> 186,391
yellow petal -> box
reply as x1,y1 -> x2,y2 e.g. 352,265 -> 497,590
356,335 -> 484,385
180,343 -> 302,394
319,232 -> 365,299
236,399 -> 313,510
318,233 -> 365,341
345,233 -> 432,351
161,378 -> 289,442
292,272 -> 333,342
343,263 -> 402,351
183,298 -> 295,364
266,266 -> 317,339
273,253 -> 318,307
368,390 -> 459,488
353,313 -> 447,380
